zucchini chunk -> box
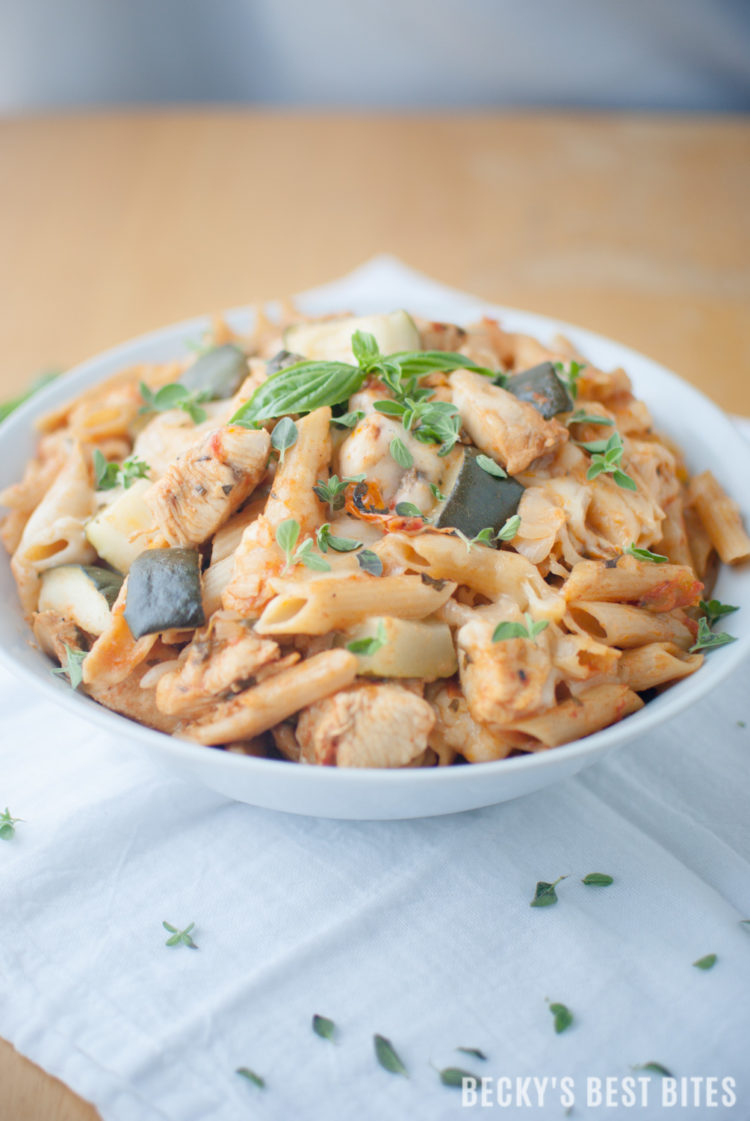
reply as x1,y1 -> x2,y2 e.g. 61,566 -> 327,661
283,310 -> 419,364
39,565 -> 124,636
179,344 -> 247,399
342,617 -> 457,680
504,361 -> 573,419
85,479 -> 156,573
433,447 -> 523,543
124,547 -> 205,639
266,350 -> 304,375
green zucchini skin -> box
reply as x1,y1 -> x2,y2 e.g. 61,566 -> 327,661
80,565 -> 124,607
124,548 -> 205,639
266,350 -> 304,375
433,448 -> 523,543
505,361 -> 573,418
178,344 -> 247,400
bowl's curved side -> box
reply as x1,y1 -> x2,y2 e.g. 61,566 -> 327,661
1,294 -> 749,819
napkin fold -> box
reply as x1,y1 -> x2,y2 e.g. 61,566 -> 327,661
2,259 -> 749,1121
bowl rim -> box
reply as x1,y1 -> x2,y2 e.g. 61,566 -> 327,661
1,295 -> 749,790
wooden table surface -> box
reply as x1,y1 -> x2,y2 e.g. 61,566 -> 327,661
1,109 -> 748,1120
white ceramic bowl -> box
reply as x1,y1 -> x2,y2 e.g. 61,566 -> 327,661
2,286 -> 749,819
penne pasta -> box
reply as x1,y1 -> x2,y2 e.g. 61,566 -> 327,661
617,642 -> 703,692
4,305 -> 746,771
688,470 -> 750,565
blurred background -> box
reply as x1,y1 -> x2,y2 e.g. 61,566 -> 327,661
0,0 -> 748,112
0,0 -> 748,414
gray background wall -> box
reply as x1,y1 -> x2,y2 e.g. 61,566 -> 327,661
0,0 -> 748,112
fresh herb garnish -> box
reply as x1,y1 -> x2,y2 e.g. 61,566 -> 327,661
689,617 -> 737,654
699,599 -> 739,626
567,409 -> 613,427
313,473 -> 366,514
632,1062 -> 673,1078
374,1034 -> 408,1077
739,920 -> 750,930
456,1048 -> 487,1061
530,874 -> 567,907
390,437 -> 413,469
312,1014 -> 336,1041
430,483 -> 447,503
230,330 -> 493,427
625,544 -> 668,564
316,523 -> 362,553
139,381 -> 210,424
493,614 -> 549,644
50,643 -> 87,690
585,431 -> 637,491
236,1067 -> 265,1089
330,410 -> 365,428
357,549 -> 383,577
554,360 -> 586,401
270,417 -> 298,466
581,873 -> 614,886
438,1067 -> 479,1089
347,621 -> 388,656
93,449 -> 150,491
0,808 -> 22,841
162,921 -> 198,949
496,513 -> 521,541
475,454 -> 507,478
394,501 -> 425,519
0,370 -> 60,423
275,519 -> 331,573
549,1002 -> 574,1034
693,953 -> 717,970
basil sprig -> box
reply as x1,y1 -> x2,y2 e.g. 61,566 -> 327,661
230,330 -> 497,426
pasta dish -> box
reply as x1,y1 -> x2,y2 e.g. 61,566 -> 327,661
2,308 -> 748,768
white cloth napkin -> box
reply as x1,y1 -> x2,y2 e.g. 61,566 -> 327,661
2,259 -> 750,1121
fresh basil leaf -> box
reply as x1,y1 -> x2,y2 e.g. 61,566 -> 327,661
492,621 -> 529,642
475,454 -> 507,478
613,469 -> 638,491
374,399 -> 407,417
394,501 -> 423,518
347,621 -> 387,656
0,808 -> 22,841
374,1034 -> 408,1077
693,953 -> 717,970
163,921 -> 198,949
471,527 -> 495,546
276,518 -> 300,558
357,549 -> 383,577
390,350 -> 496,379
430,483 -> 447,503
352,329 -> 380,368
567,409 -> 614,427
231,361 -> 367,424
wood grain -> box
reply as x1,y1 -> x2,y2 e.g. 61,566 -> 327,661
1,110 -> 748,1121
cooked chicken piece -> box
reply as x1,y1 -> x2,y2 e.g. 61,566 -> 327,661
297,682 -> 435,768
0,431 -> 70,554
32,609 -> 85,662
413,316 -> 468,352
428,681 -> 515,764
450,370 -> 568,474
86,660 -> 181,734
132,403 -> 234,478
145,425 -> 270,546
155,610 -> 280,716
337,410 -> 461,510
457,619 -> 555,726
